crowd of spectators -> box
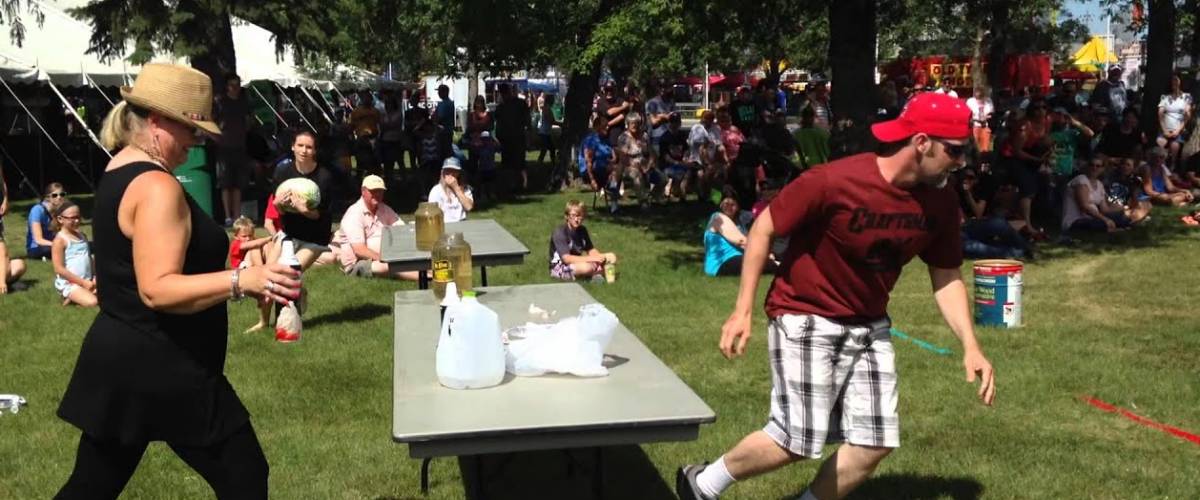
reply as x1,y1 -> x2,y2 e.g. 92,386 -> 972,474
945,65 -> 1200,259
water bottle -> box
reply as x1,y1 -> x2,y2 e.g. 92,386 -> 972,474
435,291 -> 505,389
0,394 -> 27,415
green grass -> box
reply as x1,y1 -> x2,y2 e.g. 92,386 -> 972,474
2,169 -> 1200,498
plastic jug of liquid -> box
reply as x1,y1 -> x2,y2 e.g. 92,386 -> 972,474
414,202 -> 445,251
435,291 -> 506,389
431,232 -> 472,302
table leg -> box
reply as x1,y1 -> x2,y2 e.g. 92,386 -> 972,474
562,448 -> 604,499
593,447 -> 604,499
472,455 -> 485,500
418,270 -> 429,290
480,266 -> 488,287
419,457 -> 433,495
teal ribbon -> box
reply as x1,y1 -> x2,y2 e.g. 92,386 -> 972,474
889,328 -> 953,356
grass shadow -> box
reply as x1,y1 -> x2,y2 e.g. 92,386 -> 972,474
1026,206 -> 1200,262
840,473 -> 984,500
658,248 -> 705,270
454,445 -> 674,500
304,303 -> 391,329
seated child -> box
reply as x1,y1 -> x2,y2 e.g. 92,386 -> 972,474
548,200 -> 617,282
229,216 -> 281,332
51,200 -> 95,307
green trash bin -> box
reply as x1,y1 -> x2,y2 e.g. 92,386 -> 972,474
174,146 -> 213,218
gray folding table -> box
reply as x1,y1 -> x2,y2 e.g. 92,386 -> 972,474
393,283 -> 716,497
380,219 -> 530,289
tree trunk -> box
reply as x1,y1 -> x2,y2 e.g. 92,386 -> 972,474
178,0 -> 238,90
827,0 -> 875,157
766,58 -> 783,88
555,61 -> 602,189
1142,0 -> 1176,137
971,24 -> 987,91
984,0 -> 1011,133
1188,0 -> 1200,83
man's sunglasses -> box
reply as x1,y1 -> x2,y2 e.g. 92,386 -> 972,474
932,138 -> 968,159
49,192 -> 66,198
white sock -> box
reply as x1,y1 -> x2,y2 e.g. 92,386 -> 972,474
798,489 -> 819,500
695,456 -> 736,498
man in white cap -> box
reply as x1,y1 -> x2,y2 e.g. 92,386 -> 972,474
677,92 -> 995,500
428,157 -> 474,223
334,175 -> 417,280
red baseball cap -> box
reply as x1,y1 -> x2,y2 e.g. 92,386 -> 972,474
871,92 -> 971,142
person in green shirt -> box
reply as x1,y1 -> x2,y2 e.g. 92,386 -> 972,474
1049,107 -> 1094,178
792,106 -> 830,170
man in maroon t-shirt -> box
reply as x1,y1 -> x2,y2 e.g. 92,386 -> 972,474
678,93 -> 996,500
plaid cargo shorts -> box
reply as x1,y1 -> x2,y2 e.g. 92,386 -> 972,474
763,314 -> 899,459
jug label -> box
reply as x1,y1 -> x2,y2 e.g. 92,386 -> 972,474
433,260 -> 453,282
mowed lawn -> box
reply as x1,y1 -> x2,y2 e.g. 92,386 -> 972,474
2,176 -> 1199,499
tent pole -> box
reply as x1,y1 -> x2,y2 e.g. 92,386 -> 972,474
316,85 -> 339,117
297,86 -> 333,124
0,76 -> 96,190
83,72 -> 116,107
272,82 -> 318,132
330,84 -> 350,108
44,74 -> 113,160
249,84 -> 291,129
0,139 -> 43,198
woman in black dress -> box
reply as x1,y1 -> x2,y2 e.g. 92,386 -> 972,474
55,64 -> 302,499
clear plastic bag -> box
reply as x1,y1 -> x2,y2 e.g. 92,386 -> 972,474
504,303 -> 619,378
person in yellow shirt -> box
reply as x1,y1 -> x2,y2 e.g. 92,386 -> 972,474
349,92 -> 382,174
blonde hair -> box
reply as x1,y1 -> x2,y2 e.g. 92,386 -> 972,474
99,101 -> 150,150
564,199 -> 585,218
232,216 -> 256,235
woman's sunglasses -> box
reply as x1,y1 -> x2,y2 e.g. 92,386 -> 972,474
49,192 -> 66,198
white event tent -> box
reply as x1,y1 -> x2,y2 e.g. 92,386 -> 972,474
0,0 -> 388,190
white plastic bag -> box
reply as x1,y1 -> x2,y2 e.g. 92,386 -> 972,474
275,302 -> 302,343
504,303 -> 619,378
436,293 -> 506,389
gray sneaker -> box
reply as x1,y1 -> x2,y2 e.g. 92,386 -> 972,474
676,463 -> 711,500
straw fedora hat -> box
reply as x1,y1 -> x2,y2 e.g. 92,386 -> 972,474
120,63 -> 221,136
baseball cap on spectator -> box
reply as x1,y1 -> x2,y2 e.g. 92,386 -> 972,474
362,174 -> 387,191
481,131 -> 491,138
870,92 -> 971,142
1149,145 -> 1168,158
441,157 -> 462,170
1052,106 -> 1070,115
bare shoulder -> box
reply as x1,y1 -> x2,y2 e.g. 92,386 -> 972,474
126,168 -> 184,205
116,165 -> 187,236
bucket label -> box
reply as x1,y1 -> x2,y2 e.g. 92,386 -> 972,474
432,260 -> 453,282
974,265 -> 1023,328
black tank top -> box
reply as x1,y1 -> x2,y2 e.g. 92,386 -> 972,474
93,162 -> 231,368
58,162 -> 248,446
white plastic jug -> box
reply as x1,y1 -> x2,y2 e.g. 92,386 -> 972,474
436,291 -> 506,389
